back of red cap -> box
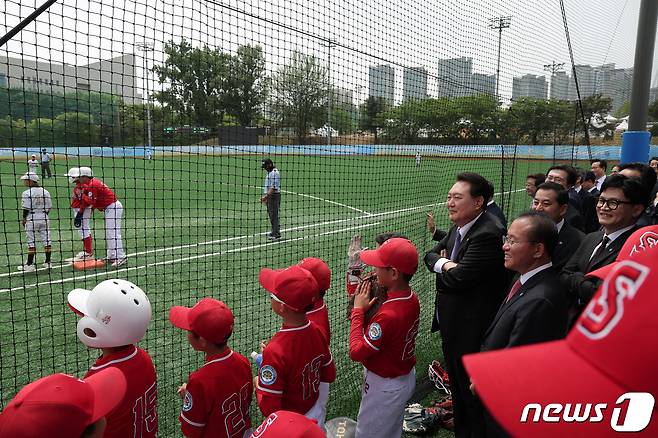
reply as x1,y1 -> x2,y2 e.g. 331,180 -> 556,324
250,411 -> 325,438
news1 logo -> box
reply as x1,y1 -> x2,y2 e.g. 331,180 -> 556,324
520,392 -> 655,432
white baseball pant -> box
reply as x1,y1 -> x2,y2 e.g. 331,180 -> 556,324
72,208 -> 93,239
355,368 -> 416,438
304,389 -> 328,430
103,200 -> 125,260
25,218 -> 51,248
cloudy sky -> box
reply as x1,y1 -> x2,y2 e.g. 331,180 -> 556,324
0,0 -> 652,103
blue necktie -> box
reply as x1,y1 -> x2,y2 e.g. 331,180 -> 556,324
450,229 -> 462,261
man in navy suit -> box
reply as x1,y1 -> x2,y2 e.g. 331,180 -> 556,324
424,172 -> 508,438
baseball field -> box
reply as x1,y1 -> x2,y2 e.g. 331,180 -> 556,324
0,150 -> 549,436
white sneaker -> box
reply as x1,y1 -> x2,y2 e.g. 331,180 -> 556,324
18,264 -> 36,273
72,252 -> 94,262
43,262 -> 52,269
111,257 -> 127,268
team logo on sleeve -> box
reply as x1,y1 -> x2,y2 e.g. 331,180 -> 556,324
260,365 -> 278,385
367,323 -> 382,341
182,391 -> 193,412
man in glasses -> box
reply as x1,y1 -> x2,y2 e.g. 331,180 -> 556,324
477,212 -> 567,437
560,175 -> 646,328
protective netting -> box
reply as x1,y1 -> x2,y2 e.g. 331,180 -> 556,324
0,0 -> 649,434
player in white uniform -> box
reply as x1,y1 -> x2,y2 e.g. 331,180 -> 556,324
415,152 -> 421,167
27,154 -> 39,173
18,172 -> 52,272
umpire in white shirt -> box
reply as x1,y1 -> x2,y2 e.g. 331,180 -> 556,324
261,158 -> 281,240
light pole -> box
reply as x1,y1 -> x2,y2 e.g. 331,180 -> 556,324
488,16 -> 511,101
137,42 -> 154,153
327,40 -> 337,146
544,60 -> 565,99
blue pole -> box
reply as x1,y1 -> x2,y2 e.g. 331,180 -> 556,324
621,131 -> 651,164
621,0 -> 657,164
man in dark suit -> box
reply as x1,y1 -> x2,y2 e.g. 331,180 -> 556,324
580,170 -> 599,197
486,198 -> 507,229
532,182 -> 584,271
424,172 -> 508,438
482,211 -> 567,349
573,168 -> 600,233
546,164 -> 585,231
561,175 -> 646,327
477,212 -> 567,437
619,162 -> 658,227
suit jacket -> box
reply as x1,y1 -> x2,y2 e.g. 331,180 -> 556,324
577,189 -> 600,233
432,228 -> 447,241
560,226 -> 638,307
552,222 -> 585,272
481,268 -> 567,352
486,201 -> 507,228
424,212 -> 509,343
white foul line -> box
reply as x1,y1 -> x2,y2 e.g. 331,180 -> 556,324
0,222 -> 380,293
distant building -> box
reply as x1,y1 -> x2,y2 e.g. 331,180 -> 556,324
598,66 -> 633,112
0,54 -> 139,103
368,65 -> 395,105
332,87 -> 354,107
550,71 -> 569,100
567,65 -> 595,100
437,57 -> 472,98
512,74 -> 548,100
650,87 -> 658,105
402,67 -> 428,101
470,73 -> 496,96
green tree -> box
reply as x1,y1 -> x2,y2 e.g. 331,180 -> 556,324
223,45 -> 267,126
53,112 -> 99,146
509,98 -> 572,144
579,94 -> 614,136
359,96 -> 388,142
615,100 -> 630,119
153,39 -> 231,128
270,51 -> 328,143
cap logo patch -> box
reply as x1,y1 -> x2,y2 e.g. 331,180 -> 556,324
251,412 -> 278,437
260,365 -> 277,385
368,322 -> 382,341
577,260 -> 648,340
629,231 -> 658,256
100,312 -> 112,325
182,391 -> 193,412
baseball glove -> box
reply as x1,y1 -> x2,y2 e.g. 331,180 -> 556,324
346,271 -> 388,321
402,403 -> 453,435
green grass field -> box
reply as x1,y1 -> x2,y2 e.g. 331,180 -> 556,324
0,151 -> 549,436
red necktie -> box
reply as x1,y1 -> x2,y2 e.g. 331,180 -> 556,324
505,279 -> 522,303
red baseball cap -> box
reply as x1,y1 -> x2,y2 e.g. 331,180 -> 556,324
169,298 -> 235,344
587,225 -> 658,280
359,237 -> 418,275
250,411 -> 325,438
298,257 -> 331,291
463,248 -> 658,437
259,265 -> 319,311
0,368 -> 127,437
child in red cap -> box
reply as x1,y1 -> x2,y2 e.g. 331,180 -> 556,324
256,265 -> 336,428
250,410 -> 325,437
349,237 -> 421,438
298,257 -> 332,343
0,367 -> 126,438
67,279 -> 158,438
169,297 -> 253,438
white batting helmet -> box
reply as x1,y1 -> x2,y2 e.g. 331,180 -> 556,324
79,166 -> 93,177
66,167 -> 80,183
67,279 -> 152,348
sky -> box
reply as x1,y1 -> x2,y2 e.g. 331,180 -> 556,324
0,0 -> 653,104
